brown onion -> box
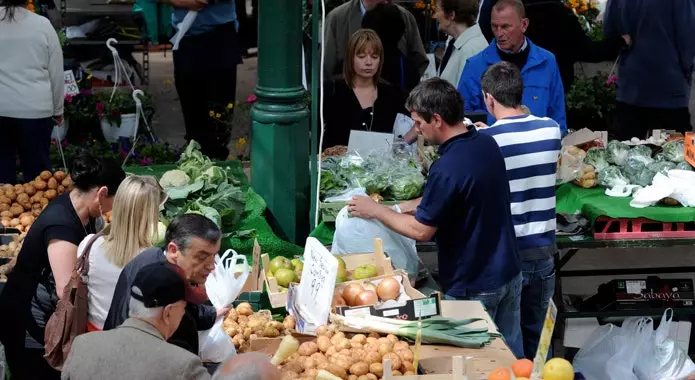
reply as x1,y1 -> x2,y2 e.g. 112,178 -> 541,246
355,290 -> 378,306
342,283 -> 364,306
376,277 -> 400,301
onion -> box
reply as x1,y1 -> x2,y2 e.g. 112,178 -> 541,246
376,277 -> 400,301
362,283 -> 377,293
342,283 -> 364,306
355,290 -> 378,306
332,293 -> 347,308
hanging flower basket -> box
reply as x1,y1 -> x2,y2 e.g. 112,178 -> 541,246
100,114 -> 137,143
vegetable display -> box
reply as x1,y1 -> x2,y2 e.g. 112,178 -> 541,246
606,140 -> 630,166
583,148 -> 609,172
320,153 -> 425,201
222,302 -> 296,352
158,141 -> 246,230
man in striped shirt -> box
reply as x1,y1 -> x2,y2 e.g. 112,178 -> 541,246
477,61 -> 561,359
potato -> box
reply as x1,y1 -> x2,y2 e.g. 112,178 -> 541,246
283,315 -> 296,331
310,352 -> 326,363
62,177 -> 73,188
34,191 -> 44,199
15,192 -> 29,204
13,184 -> 23,193
0,196 -> 10,205
392,370 -> 403,376
304,369 -> 319,379
330,332 -> 346,345
316,336 -> 331,353
348,376 -> 358,380
4,189 -> 16,201
326,363 -> 347,379
350,348 -> 366,362
0,204 -> 8,212
33,180 -> 47,191
262,326 -> 280,337
40,198 -> 49,207
47,178 -> 58,190
231,335 -> 245,348
365,375 -> 378,380
226,308 -> 238,322
31,209 -> 41,218
298,341 -> 319,357
393,341 -> 409,352
367,332 -> 380,339
20,215 -> 33,227
382,353 -> 401,371
19,202 -> 31,211
57,185 -> 65,194
235,302 -> 253,316
0,220 -> 9,227
377,343 -> 392,357
10,218 -> 20,227
0,211 -> 11,219
279,371 -> 298,380
334,338 -> 351,351
53,171 -> 66,182
331,355 -> 353,371
369,362 -> 383,377
39,171 -> 52,181
1,184 -> 12,192
365,337 -> 378,345
10,205 -> 23,217
349,362 -> 369,376
350,334 -> 367,345
395,349 -> 413,363
23,184 -> 36,196
316,361 -> 330,371
400,361 -> 414,373
44,190 -> 57,201
283,359 -> 304,374
302,356 -> 316,371
315,325 -> 329,336
325,346 -> 338,358
363,351 -> 381,365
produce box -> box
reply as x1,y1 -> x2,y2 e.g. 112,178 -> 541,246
580,276 -> 694,312
232,240 -> 284,313
261,238 -> 394,308
333,270 -> 442,321
686,132 -> 695,167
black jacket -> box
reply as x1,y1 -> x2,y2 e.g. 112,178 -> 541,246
478,0 -> 625,91
103,247 -> 217,355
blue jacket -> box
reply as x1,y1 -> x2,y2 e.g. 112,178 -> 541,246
603,0 -> 695,109
457,38 -> 567,135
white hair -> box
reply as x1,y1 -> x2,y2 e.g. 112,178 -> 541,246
128,286 -> 164,320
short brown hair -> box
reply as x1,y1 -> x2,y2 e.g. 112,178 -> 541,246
437,0 -> 478,26
343,29 -> 384,87
493,0 -> 526,18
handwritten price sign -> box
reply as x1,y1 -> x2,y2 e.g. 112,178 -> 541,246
64,70 -> 79,96
296,238 -> 338,326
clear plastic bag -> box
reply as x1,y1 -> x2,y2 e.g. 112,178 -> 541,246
331,193 -> 419,278
634,309 -> 695,379
557,145 -> 587,184
198,250 -> 249,363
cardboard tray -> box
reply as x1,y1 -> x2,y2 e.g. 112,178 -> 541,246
261,238 -> 394,309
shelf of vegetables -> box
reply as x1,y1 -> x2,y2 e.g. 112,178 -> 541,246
319,151 -> 426,222
126,141 -> 304,260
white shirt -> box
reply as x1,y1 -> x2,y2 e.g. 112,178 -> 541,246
0,7 -> 64,118
77,235 -> 135,330
438,24 -> 489,88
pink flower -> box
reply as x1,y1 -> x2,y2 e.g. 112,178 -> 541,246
139,157 -> 153,166
81,89 -> 92,96
246,94 -> 257,104
65,94 -> 73,103
96,101 -> 105,117
606,75 -> 617,87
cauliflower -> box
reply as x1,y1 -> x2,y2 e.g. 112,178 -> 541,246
159,169 -> 190,188
152,221 -> 167,246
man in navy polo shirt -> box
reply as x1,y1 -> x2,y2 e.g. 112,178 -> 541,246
348,78 -> 523,358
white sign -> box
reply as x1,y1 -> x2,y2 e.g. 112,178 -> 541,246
296,237 -> 338,326
64,70 -> 79,96
348,130 -> 394,156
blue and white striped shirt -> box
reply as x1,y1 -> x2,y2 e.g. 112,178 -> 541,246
479,115 -> 561,253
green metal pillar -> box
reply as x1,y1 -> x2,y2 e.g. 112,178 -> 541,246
251,0 -> 310,244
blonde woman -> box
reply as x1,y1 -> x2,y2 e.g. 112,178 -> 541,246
76,175 -> 166,331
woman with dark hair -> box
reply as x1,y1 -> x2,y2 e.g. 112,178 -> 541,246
0,0 -> 64,184
434,0 -> 488,86
0,153 -> 126,379
322,29 -> 409,149
362,3 -> 421,92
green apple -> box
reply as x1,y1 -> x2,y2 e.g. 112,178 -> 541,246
334,255 -> 347,270
290,258 -> 302,269
269,256 -> 292,274
336,267 -> 348,283
353,264 -> 378,280
274,268 -> 297,287
294,261 -> 304,280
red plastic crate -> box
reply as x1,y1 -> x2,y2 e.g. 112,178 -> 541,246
593,216 -> 695,240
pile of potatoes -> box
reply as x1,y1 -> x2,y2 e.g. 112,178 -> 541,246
278,324 -> 416,380
222,302 -> 297,353
0,233 -> 25,280
0,170 -> 73,233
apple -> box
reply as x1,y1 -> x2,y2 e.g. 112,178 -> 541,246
353,264 -> 378,280
336,267 -> 348,283
274,268 -> 297,287
334,255 -> 347,270
269,256 -> 292,275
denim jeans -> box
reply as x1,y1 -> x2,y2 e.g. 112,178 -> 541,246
520,258 -> 556,359
445,272 -> 524,358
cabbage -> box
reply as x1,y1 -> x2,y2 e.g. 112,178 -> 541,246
584,148 -> 609,172
624,156 -> 655,186
662,140 -> 685,163
598,165 -> 630,188
200,166 -> 228,186
606,140 -> 630,166
647,161 -> 677,176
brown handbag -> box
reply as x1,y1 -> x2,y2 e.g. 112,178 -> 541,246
44,232 -> 102,370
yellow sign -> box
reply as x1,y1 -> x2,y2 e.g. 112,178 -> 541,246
531,299 -> 558,380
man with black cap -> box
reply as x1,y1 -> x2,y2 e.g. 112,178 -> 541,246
62,262 -> 211,380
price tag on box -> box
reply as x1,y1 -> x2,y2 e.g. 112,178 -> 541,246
295,237 -> 338,326
685,132 -> 695,167
64,70 -> 79,96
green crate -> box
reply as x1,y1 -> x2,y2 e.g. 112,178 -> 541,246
233,291 -> 286,316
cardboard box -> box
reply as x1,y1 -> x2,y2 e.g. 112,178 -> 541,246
561,128 -> 607,147
685,132 -> 695,167
261,238 -> 394,308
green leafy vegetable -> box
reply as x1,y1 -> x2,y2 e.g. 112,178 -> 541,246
598,165 -> 630,188
584,147 -> 609,172
676,162 -> 693,171
606,140 -> 630,166
662,140 -> 685,163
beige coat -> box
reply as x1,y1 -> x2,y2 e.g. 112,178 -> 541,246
61,318 -> 211,380
323,0 -> 429,79
438,24 -> 489,87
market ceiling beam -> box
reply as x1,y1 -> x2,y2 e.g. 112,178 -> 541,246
250,0 -> 310,244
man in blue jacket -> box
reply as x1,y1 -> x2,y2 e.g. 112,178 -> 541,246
458,0 -> 566,135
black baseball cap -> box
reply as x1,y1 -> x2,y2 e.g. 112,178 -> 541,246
131,262 -> 187,308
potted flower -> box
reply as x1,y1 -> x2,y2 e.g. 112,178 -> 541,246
96,91 -> 153,143
566,72 -> 617,130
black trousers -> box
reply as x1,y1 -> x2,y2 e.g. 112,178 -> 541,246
4,344 -> 60,380
613,101 -> 693,141
0,117 -> 53,184
173,23 -> 242,160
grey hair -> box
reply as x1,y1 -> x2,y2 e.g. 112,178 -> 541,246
129,286 -> 164,319
405,78 -> 465,125
164,214 -> 222,254
481,61 -> 524,108
213,353 -> 276,380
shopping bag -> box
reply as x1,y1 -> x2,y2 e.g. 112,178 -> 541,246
331,191 -> 419,278
198,249 -> 249,363
633,309 -> 695,379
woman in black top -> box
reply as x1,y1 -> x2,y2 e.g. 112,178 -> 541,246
322,29 -> 409,150
0,152 -> 125,379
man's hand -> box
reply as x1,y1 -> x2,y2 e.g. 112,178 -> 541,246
172,0 -> 207,11
621,34 -> 632,47
474,121 -> 488,129
216,307 -> 230,318
347,195 -> 383,219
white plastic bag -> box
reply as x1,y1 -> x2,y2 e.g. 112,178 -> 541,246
633,309 -> 695,379
198,249 -> 249,363
331,194 -> 419,278
573,318 -> 652,380
171,11 -> 198,50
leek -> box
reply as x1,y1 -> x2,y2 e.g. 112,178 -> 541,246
329,314 -> 499,348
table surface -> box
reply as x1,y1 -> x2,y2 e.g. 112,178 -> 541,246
557,235 -> 695,249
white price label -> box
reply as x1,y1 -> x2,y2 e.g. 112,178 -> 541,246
296,238 -> 338,326
64,70 -> 79,96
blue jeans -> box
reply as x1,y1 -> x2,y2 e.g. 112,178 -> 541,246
445,272 -> 524,358
520,258 -> 555,359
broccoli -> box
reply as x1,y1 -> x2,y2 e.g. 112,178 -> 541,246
662,140 -> 685,163
606,141 -> 630,166
598,165 -> 630,188
584,147 -> 609,172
